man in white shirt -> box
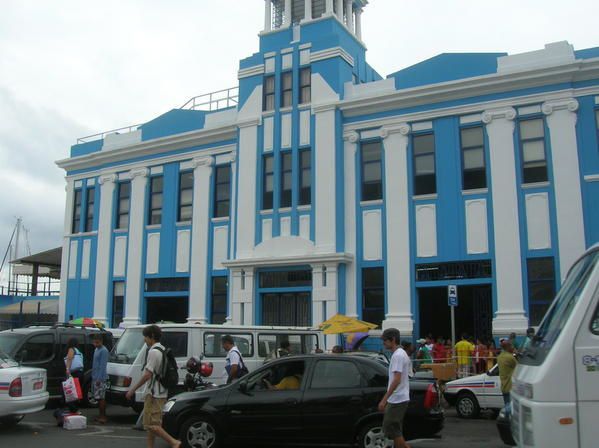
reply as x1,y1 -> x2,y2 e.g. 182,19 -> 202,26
126,325 -> 181,448
222,335 -> 245,384
379,328 -> 411,448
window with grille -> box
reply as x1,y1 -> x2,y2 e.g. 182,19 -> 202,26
413,134 -> 436,195
362,267 -> 385,327
300,67 -> 311,104
148,176 -> 163,225
263,155 -> 274,210
280,152 -> 293,208
112,281 -> 125,328
292,0 -> 305,24
72,189 -> 82,234
178,171 -> 193,222
214,165 -> 231,218
263,76 -> 275,111
312,0 -> 326,18
85,187 -> 95,232
361,142 -> 383,201
461,126 -> 487,190
211,277 -> 228,325
116,182 -> 131,229
527,257 -> 556,326
519,118 -> 548,184
281,72 -> 293,108
299,149 -> 311,205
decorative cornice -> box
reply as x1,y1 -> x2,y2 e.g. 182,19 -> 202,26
482,107 -> 517,124
223,252 -> 353,268
237,117 -> 262,129
542,98 -> 579,115
130,167 -> 149,179
238,64 -> 265,80
312,103 -> 338,114
224,151 -> 237,164
343,131 -> 359,143
380,123 -> 411,139
310,46 -> 354,67
98,173 -> 118,185
192,156 -> 214,169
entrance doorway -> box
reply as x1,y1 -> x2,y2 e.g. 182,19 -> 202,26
146,297 -> 189,324
418,285 -> 492,341
262,292 -> 311,326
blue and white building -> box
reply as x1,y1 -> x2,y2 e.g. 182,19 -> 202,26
57,0 -> 599,343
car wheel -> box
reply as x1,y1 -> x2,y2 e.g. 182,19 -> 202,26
456,392 -> 480,419
82,381 -> 98,408
0,415 -> 25,427
180,415 -> 220,448
358,421 -> 394,448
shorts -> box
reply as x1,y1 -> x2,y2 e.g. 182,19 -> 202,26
383,401 -> 409,439
143,395 -> 166,429
92,380 -> 108,401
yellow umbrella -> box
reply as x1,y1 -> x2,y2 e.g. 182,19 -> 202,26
319,314 -> 378,335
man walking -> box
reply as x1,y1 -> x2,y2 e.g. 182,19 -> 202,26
222,335 -> 247,384
91,333 -> 109,424
455,333 -> 475,378
126,325 -> 181,448
379,328 -> 411,448
497,338 -> 518,415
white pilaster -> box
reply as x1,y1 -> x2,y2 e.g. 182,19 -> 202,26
227,151 -> 238,263
264,0 -> 272,31
59,179 -> 75,321
483,108 -> 528,335
236,121 -> 259,258
122,167 -> 148,327
336,0 -> 344,21
92,173 -> 118,325
542,99 -> 586,280
231,268 -> 255,325
380,124 -> 414,337
345,0 -> 354,32
304,0 -> 312,22
188,156 -> 214,324
314,105 -> 337,253
355,7 -> 362,39
283,0 -> 292,27
343,131 -> 359,318
326,0 -> 334,15
312,263 -> 339,349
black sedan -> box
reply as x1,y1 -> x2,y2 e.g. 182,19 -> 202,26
162,354 -> 444,448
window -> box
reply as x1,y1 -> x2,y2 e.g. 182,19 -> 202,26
116,182 -> 131,229
362,267 -> 385,327
361,142 -> 383,201
300,67 -> 311,104
596,110 -> 599,152
72,189 -> 82,234
178,171 -> 194,222
262,293 -> 311,327
310,360 -> 362,389
257,333 -> 319,357
591,301 -> 599,335
281,72 -> 293,108
160,332 -> 189,358
245,361 -> 305,392
84,187 -> 95,232
263,155 -> 274,210
299,149 -> 311,205
145,277 -> 189,292
312,0 -> 326,18
203,332 -> 253,357
214,165 -> 231,218
519,118 -> 548,184
211,277 -> 228,325
148,176 -> 163,225
112,281 -> 125,328
413,133 -> 436,195
527,258 -> 556,326
263,76 -> 275,111
461,126 -> 487,190
291,0 -> 305,24
260,270 -> 312,288
280,152 -> 293,208
19,334 -> 55,363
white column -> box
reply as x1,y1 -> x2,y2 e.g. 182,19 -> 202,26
380,124 -> 414,337
228,151 -> 238,264
312,263 -> 338,349
92,173 -> 118,325
355,7 -> 362,39
264,0 -> 272,31
122,167 -> 149,327
59,179 -> 75,322
326,0 -> 334,15
304,0 -> 312,22
482,107 -> 528,335
343,131 -> 359,318
314,105 -> 337,253
336,0 -> 344,21
236,121 -> 259,259
283,0 -> 292,27
542,99 -> 586,280
345,0 -> 354,32
188,156 -> 214,324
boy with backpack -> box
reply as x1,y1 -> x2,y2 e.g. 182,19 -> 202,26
126,325 -> 181,448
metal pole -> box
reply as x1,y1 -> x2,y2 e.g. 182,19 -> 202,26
451,305 -> 456,348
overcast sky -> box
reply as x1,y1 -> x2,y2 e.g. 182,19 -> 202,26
1,0 -> 597,285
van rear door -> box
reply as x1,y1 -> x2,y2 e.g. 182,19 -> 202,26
574,273 -> 599,448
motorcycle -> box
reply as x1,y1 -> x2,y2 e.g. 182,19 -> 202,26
184,356 -> 218,391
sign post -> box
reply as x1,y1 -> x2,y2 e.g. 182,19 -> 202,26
448,285 -> 458,348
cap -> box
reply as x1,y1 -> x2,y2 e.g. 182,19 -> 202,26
417,338 -> 426,344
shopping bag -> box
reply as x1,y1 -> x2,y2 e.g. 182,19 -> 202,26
62,376 -> 82,403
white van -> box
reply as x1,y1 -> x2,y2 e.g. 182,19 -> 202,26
511,244 -> 599,448
106,324 -> 323,410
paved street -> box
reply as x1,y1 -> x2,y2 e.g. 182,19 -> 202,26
0,405 -> 509,448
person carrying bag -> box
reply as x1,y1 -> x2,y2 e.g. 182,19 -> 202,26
64,338 -> 84,411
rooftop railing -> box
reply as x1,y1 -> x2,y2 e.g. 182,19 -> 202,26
76,86 -> 239,144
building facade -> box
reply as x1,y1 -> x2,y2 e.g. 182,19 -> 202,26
57,0 -> 599,344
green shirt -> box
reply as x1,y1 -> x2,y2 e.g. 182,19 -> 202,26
497,351 -> 518,393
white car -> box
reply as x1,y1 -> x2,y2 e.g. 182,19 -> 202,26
444,364 -> 503,418
0,350 -> 49,426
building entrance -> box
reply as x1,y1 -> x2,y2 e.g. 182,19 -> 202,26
146,297 -> 189,324
417,285 -> 492,342
262,292 -> 311,326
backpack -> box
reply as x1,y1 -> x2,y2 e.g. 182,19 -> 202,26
143,346 -> 179,391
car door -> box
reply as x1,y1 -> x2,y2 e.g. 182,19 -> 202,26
482,364 -> 503,409
300,358 -> 367,444
225,359 -> 306,444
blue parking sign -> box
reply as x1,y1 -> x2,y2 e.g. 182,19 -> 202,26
448,285 -> 458,307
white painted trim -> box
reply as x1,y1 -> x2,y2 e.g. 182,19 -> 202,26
584,174 -> 599,182
411,121 -> 433,132
238,64 -> 265,79
360,129 -> 380,140
359,199 -> 384,207
518,105 -> 542,115
149,166 -> 163,175
74,180 -> 83,188
525,192 -> 552,250
460,114 -> 482,125
310,46 -> 354,67
595,96 -> 599,105
278,207 -> 292,213
297,205 -> 312,212
281,47 -> 293,54
264,51 -> 276,58
259,209 -> 274,215
521,181 -> 551,189
412,194 -> 438,201
462,188 -> 489,196
223,252 -> 353,268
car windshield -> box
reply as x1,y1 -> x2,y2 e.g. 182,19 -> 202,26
110,328 -> 145,364
0,348 -> 17,368
0,332 -> 26,355
520,249 -> 599,366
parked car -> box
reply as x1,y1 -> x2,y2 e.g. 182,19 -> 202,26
343,351 -> 390,366
0,349 -> 49,426
0,324 -> 114,406
162,354 -> 444,448
443,364 -> 503,418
